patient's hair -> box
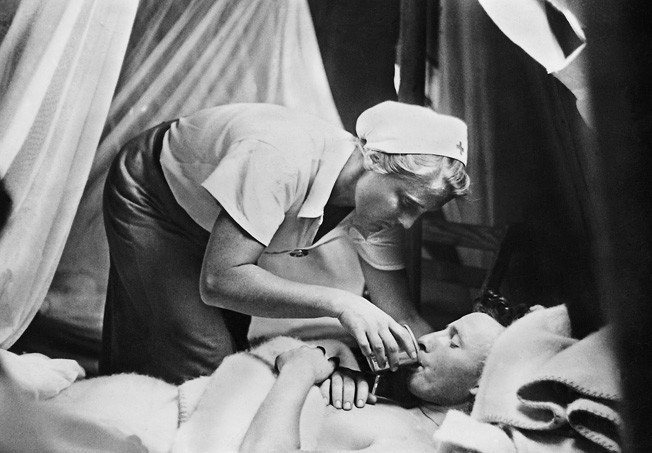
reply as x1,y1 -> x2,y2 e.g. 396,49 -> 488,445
473,290 -> 531,327
357,141 -> 470,199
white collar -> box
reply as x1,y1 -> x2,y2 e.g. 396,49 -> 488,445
297,136 -> 355,219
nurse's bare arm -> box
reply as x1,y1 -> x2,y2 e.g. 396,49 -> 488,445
200,210 -> 415,368
359,259 -> 433,339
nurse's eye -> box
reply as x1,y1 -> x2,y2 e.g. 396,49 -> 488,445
400,196 -> 420,212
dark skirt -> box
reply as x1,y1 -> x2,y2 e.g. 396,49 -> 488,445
100,121 -> 250,384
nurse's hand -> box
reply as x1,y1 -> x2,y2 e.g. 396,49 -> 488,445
337,298 -> 418,371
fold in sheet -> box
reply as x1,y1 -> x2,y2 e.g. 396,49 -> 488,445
567,398 -> 622,453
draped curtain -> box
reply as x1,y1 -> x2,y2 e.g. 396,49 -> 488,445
0,0 -> 138,348
1,0 -> 340,346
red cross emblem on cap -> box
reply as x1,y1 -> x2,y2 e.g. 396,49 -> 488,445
456,141 -> 465,155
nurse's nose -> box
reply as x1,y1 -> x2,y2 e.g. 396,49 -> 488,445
399,212 -> 420,229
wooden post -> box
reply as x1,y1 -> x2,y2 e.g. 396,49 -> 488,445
399,0 -> 427,105
398,0 -> 428,309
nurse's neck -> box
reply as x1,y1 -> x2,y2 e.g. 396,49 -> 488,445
329,147 -> 365,207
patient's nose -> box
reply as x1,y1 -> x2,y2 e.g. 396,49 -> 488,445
418,331 -> 443,352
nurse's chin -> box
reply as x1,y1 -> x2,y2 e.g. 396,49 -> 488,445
351,219 -> 391,237
350,223 -> 377,238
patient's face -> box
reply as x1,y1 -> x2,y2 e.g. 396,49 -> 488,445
407,313 -> 504,405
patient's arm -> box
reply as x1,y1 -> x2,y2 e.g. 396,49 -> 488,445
240,347 -> 434,453
240,346 -> 335,453
173,337 -> 303,453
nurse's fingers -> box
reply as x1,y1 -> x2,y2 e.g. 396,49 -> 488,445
330,371 -> 344,409
379,329 -> 401,371
351,329 -> 373,359
367,332 -> 387,369
389,323 -> 418,361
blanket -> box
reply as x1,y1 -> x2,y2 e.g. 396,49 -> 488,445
434,305 -> 622,453
0,348 -> 85,399
0,357 -> 146,452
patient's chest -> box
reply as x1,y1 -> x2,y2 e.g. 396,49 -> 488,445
316,401 -> 437,450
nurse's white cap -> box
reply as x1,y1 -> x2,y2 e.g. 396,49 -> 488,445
356,101 -> 468,166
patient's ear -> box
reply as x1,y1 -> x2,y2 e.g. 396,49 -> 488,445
469,385 -> 479,397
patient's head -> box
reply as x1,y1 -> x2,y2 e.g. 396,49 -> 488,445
407,313 -> 504,406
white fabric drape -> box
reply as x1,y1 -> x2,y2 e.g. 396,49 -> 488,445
476,0 -> 591,125
0,0 -> 138,348
42,0 -> 341,338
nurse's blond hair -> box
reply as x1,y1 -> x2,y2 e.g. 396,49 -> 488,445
357,140 -> 470,198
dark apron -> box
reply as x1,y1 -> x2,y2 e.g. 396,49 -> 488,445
100,121 -> 250,384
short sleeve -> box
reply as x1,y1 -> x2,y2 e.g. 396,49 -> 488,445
346,224 -> 405,271
202,140 -> 298,246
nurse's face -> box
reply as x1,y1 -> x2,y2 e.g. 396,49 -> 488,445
406,313 -> 504,405
351,170 -> 448,237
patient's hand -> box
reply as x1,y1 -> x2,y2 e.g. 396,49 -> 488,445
274,346 -> 336,385
307,339 -> 359,370
321,367 -> 377,410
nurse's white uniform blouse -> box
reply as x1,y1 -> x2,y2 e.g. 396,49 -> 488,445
160,103 -> 406,339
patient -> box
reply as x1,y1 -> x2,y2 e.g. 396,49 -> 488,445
0,312 -> 503,452
178,312 -> 505,452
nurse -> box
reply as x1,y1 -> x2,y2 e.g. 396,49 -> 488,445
100,101 -> 470,384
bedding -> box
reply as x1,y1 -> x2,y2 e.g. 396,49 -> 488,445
2,336 -> 348,452
434,305 -> 622,453
0,348 -> 85,400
